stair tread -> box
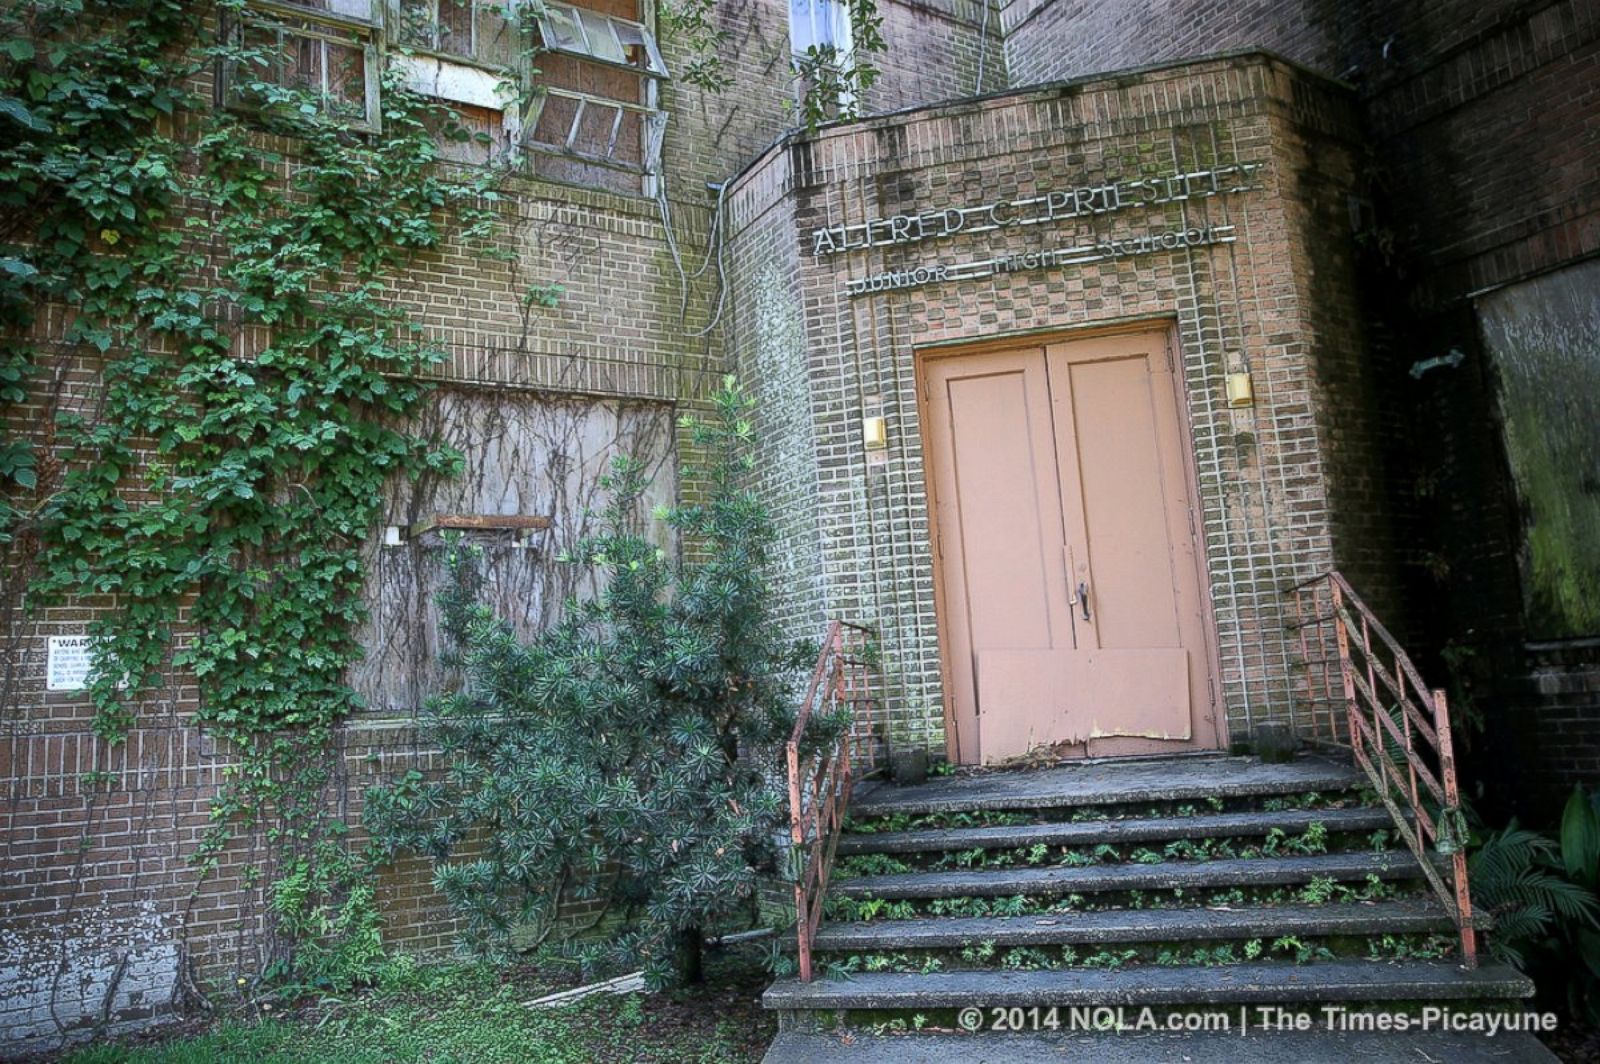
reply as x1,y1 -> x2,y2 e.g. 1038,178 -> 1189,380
838,806 -> 1393,855
851,755 -> 1359,819
811,900 -> 1456,950
835,851 -> 1422,899
762,959 -> 1534,1010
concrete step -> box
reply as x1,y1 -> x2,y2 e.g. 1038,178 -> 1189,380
850,755 -> 1359,820
837,806 -> 1393,856
762,959 -> 1534,1012
834,851 -> 1422,900
763,1029 -> 1560,1063
811,900 -> 1457,952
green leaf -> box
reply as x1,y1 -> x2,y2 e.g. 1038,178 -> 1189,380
1562,785 -> 1600,888
0,96 -> 49,132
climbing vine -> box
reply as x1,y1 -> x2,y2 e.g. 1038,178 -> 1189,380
660,0 -> 733,94
0,0 -> 508,988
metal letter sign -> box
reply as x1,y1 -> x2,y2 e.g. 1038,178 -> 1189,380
809,163 -> 1262,297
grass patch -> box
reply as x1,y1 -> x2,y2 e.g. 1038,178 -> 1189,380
60,951 -> 774,1064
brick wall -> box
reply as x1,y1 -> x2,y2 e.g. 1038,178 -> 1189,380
724,54 -> 1371,755
1,1 -> 1005,1054
997,0 -> 1600,810
1512,643 -> 1600,815
999,0 -> 1600,312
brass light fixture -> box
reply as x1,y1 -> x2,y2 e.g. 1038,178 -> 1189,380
1225,370 -> 1254,408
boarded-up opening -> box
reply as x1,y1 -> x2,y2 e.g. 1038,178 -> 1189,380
349,390 -> 676,715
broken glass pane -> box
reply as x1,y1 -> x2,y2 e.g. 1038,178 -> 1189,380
577,9 -> 626,65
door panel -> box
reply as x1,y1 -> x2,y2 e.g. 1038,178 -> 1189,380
925,351 -> 1074,764
1044,332 -> 1215,753
1060,354 -> 1182,648
925,328 -> 1218,764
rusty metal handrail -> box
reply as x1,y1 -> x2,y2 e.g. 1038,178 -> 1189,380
786,620 -> 879,982
1288,571 -> 1477,967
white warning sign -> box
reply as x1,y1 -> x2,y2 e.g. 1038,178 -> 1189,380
46,635 -> 95,692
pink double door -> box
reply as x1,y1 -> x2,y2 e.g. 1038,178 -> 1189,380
922,328 -> 1222,764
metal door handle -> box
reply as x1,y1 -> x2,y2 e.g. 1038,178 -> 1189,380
1078,582 -> 1090,621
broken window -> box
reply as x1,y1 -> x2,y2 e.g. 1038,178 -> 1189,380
536,3 -> 668,77
223,0 -> 382,131
394,0 -> 523,67
789,0 -> 851,58
423,101 -> 506,166
219,0 -> 674,193
396,0 -> 480,58
526,1 -> 669,195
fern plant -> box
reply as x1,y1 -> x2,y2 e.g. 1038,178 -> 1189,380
1470,787 -> 1600,1018
1469,822 -> 1597,967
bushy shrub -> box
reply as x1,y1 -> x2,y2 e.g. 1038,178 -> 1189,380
366,378 -> 824,987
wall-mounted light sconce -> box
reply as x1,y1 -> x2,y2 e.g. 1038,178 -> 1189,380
1225,371 -> 1255,409
862,415 -> 888,450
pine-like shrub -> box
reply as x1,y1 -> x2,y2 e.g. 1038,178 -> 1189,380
365,378 -> 831,987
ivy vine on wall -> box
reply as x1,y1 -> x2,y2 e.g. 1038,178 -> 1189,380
0,0 -> 896,995
0,0 -> 508,989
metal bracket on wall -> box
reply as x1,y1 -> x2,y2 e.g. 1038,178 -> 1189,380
1408,348 -> 1466,380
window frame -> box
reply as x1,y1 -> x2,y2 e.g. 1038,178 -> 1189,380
390,0 -> 510,66
221,0 -> 674,195
535,3 -> 669,80
788,0 -> 852,61
522,85 -> 666,175
521,2 -> 670,192
222,0 -> 385,133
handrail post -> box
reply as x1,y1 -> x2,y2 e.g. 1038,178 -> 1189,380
785,620 -> 876,982
1434,686 -> 1478,968
786,739 -> 810,983
1329,581 -> 1362,768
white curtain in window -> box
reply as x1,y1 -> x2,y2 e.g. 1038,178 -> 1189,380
790,0 -> 851,57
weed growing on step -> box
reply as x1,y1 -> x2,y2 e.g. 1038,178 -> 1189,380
843,810 -> 1036,834
1299,876 -> 1338,904
1271,935 -> 1336,963
821,896 -> 918,922
1260,791 -> 1349,812
836,853 -> 916,877
893,824 -> 1352,873
815,929 -> 1452,976
1367,933 -> 1456,962
1082,948 -> 1140,969
1156,944 -> 1241,967
823,871 -> 1411,923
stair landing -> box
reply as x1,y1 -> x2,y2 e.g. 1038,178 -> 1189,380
850,753 -> 1359,817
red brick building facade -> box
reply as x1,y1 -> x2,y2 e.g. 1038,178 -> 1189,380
3,0 -> 1595,1053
